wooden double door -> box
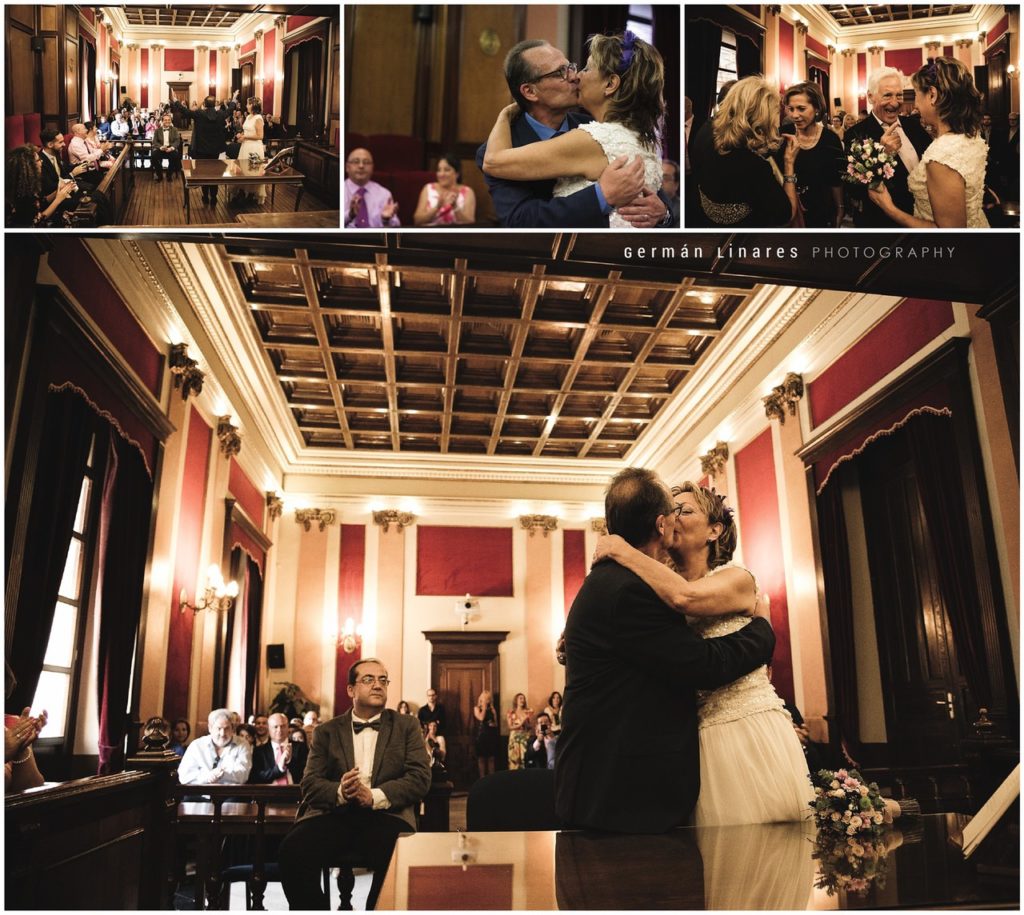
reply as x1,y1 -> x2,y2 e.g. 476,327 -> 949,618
423,631 -> 507,790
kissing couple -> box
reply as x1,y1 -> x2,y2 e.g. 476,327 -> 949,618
476,31 -> 672,229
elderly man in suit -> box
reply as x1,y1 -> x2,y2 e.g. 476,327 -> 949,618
149,113 -> 182,182
844,67 -> 932,226
555,467 -> 775,834
475,39 -> 668,228
250,712 -> 307,784
278,657 -> 431,909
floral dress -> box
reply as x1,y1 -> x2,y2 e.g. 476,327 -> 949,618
506,708 -> 533,770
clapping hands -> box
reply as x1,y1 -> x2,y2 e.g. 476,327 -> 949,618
5,707 -> 47,762
381,196 -> 398,221
340,767 -> 373,807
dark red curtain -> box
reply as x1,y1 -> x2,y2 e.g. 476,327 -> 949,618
96,426 -> 155,774
817,467 -> 860,754
904,413 -> 992,709
243,555 -> 264,717
6,391 -> 96,712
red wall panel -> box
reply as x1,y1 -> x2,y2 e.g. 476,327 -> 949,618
334,524 -> 366,712
240,38 -> 256,55
943,45 -> 953,58
47,238 -> 163,397
141,48 -> 148,108
210,49 -> 217,92
416,527 -> 513,596
805,34 -> 828,58
808,299 -> 954,427
262,29 -> 276,114
884,48 -> 923,78
857,53 -> 867,112
163,407 -> 211,720
562,530 -> 586,616
164,49 -> 195,71
734,427 -> 794,704
287,15 -> 318,31
988,15 -> 1009,45
779,19 -> 794,88
228,458 -> 263,527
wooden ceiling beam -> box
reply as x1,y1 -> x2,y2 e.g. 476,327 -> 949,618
440,260 -> 466,455
374,253 -> 401,452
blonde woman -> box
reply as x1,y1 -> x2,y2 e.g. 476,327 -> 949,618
473,690 -> 499,779
689,75 -> 798,227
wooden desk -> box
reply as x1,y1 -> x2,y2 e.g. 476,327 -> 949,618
235,210 -> 340,228
376,814 -> 1019,910
182,158 -> 306,224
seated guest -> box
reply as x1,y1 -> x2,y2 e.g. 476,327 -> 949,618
688,75 -> 798,227
251,712 -> 308,784
67,122 -> 112,173
345,148 -> 400,227
84,122 -> 114,169
110,113 -> 130,139
302,709 -> 320,744
397,700 -> 412,716
169,717 -> 191,757
177,707 -> 252,785
39,127 -> 101,193
5,662 -> 47,791
128,111 -> 144,137
423,719 -> 447,778
524,712 -> 557,769
6,144 -> 78,227
278,658 -> 431,910
236,722 -> 257,747
253,713 -> 270,746
413,154 -> 477,225
289,725 -> 307,747
97,115 -> 111,140
150,113 -> 182,182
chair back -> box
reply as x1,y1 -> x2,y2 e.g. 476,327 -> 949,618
466,768 -> 560,831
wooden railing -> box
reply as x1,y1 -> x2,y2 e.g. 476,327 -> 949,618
68,142 -> 132,226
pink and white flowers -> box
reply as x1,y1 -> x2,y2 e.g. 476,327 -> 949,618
810,767 -> 889,837
844,138 -> 897,190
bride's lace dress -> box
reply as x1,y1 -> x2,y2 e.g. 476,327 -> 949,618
907,132 -> 989,227
553,120 -> 662,228
688,564 -> 814,827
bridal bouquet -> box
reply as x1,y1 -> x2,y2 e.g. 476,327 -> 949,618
809,767 -> 888,837
843,138 -> 896,190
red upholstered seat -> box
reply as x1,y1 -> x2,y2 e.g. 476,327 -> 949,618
368,134 -> 424,170
372,169 -> 433,225
344,132 -> 369,156
6,113 -> 42,151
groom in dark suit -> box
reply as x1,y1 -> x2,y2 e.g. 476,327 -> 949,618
475,39 -> 668,228
555,468 -> 775,834
844,68 -> 932,227
278,657 -> 431,909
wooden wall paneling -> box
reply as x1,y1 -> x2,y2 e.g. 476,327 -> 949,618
457,5 -> 520,144
419,5 -> 444,142
9,5 -> 34,29
42,36 -> 59,117
66,34 -> 81,117
347,5 -> 417,135
7,28 -> 35,114
40,5 -> 57,32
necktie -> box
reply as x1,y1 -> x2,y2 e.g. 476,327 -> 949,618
354,187 -> 370,228
353,720 -> 380,734
893,123 -> 920,174
273,743 -> 289,785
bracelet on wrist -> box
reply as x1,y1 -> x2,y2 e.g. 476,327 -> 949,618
10,746 -> 33,765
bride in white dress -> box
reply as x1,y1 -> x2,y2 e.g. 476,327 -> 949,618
482,31 -> 663,228
869,57 -> 988,228
593,482 -> 814,827
236,97 -> 267,205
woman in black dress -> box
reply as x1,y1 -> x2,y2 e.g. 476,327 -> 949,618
473,689 -> 499,779
689,76 -> 798,227
775,81 -> 846,227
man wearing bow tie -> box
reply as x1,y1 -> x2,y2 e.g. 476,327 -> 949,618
844,67 -> 932,227
279,658 -> 430,910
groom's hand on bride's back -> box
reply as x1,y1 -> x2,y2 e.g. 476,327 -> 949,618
617,187 -> 668,228
598,155 -> 646,209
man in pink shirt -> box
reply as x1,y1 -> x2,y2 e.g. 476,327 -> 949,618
344,148 -> 400,228
67,123 -> 112,172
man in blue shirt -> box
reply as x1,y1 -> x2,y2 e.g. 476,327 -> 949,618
477,39 -> 669,228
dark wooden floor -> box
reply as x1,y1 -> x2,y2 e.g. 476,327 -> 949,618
117,160 -> 336,227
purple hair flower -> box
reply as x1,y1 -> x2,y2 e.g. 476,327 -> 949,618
618,29 -> 637,73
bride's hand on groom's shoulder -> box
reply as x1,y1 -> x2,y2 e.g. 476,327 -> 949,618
592,533 -> 624,565
753,591 -> 771,623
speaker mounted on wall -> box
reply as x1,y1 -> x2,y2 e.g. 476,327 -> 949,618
266,644 -> 286,669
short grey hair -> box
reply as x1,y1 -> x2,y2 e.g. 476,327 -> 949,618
505,39 -> 548,110
867,67 -> 905,99
208,707 -> 233,728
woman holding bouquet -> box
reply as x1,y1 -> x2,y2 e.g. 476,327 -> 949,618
774,82 -> 846,227
868,58 -> 988,227
689,76 -> 799,227
592,483 -> 813,827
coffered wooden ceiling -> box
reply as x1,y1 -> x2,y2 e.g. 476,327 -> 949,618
821,4 -> 975,27
116,4 -> 312,29
216,236 -> 753,460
